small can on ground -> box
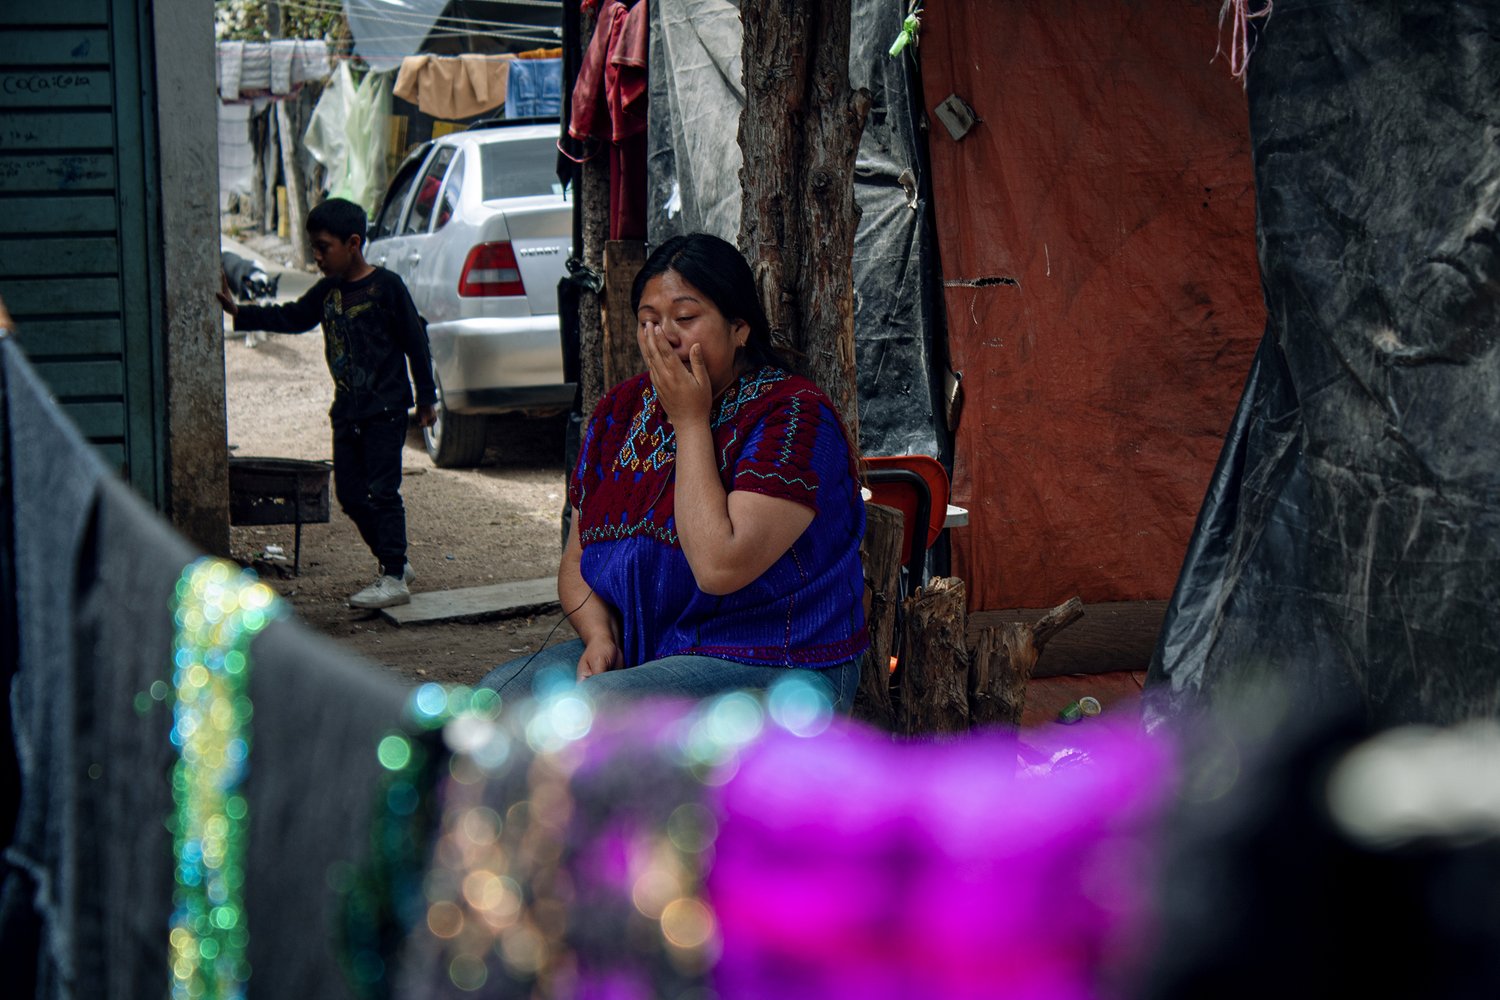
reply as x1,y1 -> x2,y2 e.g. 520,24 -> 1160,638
1056,696 -> 1103,724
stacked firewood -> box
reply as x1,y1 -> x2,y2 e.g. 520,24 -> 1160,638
855,503 -> 1083,735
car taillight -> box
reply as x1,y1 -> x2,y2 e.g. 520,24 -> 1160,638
458,242 -> 526,297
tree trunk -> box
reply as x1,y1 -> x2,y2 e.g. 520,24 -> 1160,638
854,502 -> 903,729
603,240 -> 648,390
737,0 -> 870,435
898,576 -> 970,736
275,99 -> 310,268
576,9 -> 611,417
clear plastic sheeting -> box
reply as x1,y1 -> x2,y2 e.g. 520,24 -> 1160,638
345,0 -> 449,72
645,0 -> 744,244
1146,0 -> 1500,727
303,62 -> 395,218
645,0 -> 940,458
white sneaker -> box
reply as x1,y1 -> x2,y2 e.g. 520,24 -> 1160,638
349,575 -> 411,609
376,560 -> 416,584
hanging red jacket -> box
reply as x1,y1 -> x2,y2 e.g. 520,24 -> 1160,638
568,1 -> 648,240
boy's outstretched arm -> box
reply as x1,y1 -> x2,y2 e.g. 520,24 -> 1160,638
227,276 -> 329,334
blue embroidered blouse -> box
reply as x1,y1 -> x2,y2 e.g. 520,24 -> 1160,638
570,366 -> 869,669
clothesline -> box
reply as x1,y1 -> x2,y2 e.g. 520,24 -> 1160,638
283,0 -> 562,36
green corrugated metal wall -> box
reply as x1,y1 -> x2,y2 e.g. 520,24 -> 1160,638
0,0 -> 166,504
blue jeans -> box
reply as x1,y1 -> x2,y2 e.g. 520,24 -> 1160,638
477,639 -> 862,713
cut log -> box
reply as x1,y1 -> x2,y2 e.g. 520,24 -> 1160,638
967,600 -> 1167,677
969,597 -> 1084,729
854,502 -> 903,729
898,576 -> 969,736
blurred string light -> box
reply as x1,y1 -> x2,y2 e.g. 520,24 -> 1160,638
341,682 -> 511,993
1328,722 -> 1500,848
347,677 -> 836,994
167,559 -> 282,1000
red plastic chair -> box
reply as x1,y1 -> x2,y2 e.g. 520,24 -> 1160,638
862,454 -> 950,588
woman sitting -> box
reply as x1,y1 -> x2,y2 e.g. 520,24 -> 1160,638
479,233 -> 868,708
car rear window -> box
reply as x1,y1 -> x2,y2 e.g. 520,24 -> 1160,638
479,136 -> 564,201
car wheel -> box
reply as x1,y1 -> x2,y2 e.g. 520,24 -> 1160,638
424,369 -> 488,468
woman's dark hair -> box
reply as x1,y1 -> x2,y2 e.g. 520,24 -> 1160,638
630,233 -> 788,370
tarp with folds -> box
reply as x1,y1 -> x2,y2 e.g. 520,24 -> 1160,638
305,62 -> 395,218
0,337 -> 412,998
919,1 -> 1265,611
645,0 -> 942,457
1146,1 -> 1500,725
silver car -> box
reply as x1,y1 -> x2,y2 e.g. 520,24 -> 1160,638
367,122 -> 575,467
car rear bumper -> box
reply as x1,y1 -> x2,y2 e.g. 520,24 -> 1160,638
427,315 -> 576,414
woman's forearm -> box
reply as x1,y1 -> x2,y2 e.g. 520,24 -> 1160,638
558,512 -> 619,646
672,422 -> 812,595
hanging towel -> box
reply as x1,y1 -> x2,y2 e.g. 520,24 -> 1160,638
269,38 -> 297,95
218,40 -> 244,100
393,54 -> 511,120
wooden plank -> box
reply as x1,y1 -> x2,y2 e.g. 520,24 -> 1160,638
0,277 -> 120,316
0,237 -> 118,276
380,577 -> 561,626
9,317 -> 123,355
0,196 -> 118,234
0,153 -> 115,192
60,400 -> 124,438
968,600 -> 1168,678
0,112 -> 113,150
0,1 -> 110,26
0,30 -> 110,66
33,359 -> 123,397
0,70 -> 111,108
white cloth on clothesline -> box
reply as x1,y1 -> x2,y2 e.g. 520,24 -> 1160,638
217,39 -> 332,101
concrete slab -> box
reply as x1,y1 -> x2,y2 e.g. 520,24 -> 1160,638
381,577 -> 560,626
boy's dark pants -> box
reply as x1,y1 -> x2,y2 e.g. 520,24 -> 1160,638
331,410 -> 408,577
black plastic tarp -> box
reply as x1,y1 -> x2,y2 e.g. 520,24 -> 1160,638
1146,0 -> 1500,726
645,0 -> 942,457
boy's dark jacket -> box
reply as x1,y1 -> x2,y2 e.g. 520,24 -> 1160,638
235,268 -> 437,424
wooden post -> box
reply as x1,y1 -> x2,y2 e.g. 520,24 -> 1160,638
275,99 -> 310,267
898,576 -> 970,736
602,239 -> 647,390
969,597 -> 1085,729
854,502 -> 903,729
260,108 -> 279,235
737,0 -> 870,435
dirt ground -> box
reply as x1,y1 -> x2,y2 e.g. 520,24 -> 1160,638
222,234 -> 576,687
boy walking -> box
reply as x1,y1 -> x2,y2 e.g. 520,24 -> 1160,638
218,198 -> 437,609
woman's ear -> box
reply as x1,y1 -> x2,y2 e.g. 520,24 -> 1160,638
731,319 -> 750,347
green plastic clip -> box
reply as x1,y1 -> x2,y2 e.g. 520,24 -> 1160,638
888,13 -> 921,58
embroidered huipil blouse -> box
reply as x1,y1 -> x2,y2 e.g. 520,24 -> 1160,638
570,366 -> 870,669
